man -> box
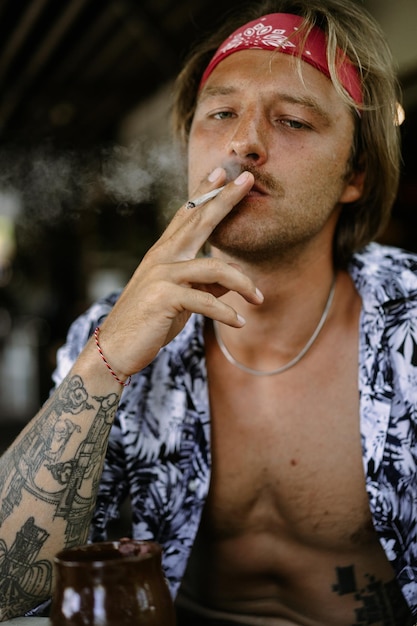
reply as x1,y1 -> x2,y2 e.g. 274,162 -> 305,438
0,0 -> 415,624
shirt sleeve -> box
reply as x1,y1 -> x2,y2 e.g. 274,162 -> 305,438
52,293 -> 120,388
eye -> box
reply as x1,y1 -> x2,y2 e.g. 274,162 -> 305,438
279,118 -> 309,130
213,110 -> 235,120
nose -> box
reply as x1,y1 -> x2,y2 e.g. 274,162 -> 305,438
228,112 -> 267,165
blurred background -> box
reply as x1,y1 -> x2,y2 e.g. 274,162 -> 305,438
0,0 -> 416,448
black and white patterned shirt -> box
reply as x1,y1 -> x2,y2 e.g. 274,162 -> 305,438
53,242 -> 417,617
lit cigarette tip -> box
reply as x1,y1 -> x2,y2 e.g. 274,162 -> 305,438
186,185 -> 226,209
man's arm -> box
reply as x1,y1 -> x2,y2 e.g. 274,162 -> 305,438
0,168 -> 261,620
0,339 -> 123,620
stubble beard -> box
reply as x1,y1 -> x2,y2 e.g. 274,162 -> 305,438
207,167 -> 294,266
208,194 -> 339,269
208,196 -> 301,265
206,163 -> 347,268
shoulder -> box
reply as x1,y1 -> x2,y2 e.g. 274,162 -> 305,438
349,243 -> 417,307
52,291 -> 122,384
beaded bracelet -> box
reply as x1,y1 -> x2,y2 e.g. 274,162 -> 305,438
94,326 -> 131,387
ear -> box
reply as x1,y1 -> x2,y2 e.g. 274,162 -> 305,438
339,168 -> 365,204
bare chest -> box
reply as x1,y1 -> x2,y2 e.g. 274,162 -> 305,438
205,335 -> 372,550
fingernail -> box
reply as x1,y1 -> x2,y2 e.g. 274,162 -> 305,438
234,171 -> 250,185
237,314 -> 246,326
208,167 -> 223,182
256,288 -> 264,302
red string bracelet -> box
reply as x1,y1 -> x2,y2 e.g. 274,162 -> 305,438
94,326 -> 131,387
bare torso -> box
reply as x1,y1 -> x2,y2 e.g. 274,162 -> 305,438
177,275 -> 413,625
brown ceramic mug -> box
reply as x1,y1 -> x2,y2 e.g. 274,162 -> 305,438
50,539 -> 176,625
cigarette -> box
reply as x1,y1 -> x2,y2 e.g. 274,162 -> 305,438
186,185 -> 226,209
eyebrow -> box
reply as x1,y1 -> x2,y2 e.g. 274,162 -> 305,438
198,85 -> 237,100
198,85 -> 332,125
275,93 -> 332,125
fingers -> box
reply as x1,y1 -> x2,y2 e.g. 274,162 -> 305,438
127,255 -> 263,324
172,257 -> 265,327
98,256 -> 263,374
171,285 -> 247,329
185,166 -> 227,208
173,257 -> 262,306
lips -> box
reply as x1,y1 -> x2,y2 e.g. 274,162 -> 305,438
249,181 -> 268,196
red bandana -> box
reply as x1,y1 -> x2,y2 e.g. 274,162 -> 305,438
199,13 -> 362,106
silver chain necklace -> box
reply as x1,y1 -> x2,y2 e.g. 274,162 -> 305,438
213,275 -> 337,376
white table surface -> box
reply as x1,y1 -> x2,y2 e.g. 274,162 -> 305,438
2,619 -> 48,625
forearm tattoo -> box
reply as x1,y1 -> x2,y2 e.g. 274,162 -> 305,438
0,375 -> 120,617
332,565 -> 414,625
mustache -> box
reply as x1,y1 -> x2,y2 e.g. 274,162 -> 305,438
223,161 -> 284,195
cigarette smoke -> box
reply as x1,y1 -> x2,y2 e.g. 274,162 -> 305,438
0,137 -> 187,228
222,160 -> 242,182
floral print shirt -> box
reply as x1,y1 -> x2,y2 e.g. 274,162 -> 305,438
53,242 -> 417,617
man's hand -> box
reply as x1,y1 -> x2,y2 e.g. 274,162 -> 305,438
97,167 -> 263,378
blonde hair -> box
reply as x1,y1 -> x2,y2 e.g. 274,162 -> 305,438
172,0 -> 402,267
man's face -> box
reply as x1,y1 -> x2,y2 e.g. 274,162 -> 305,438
187,50 -> 363,265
